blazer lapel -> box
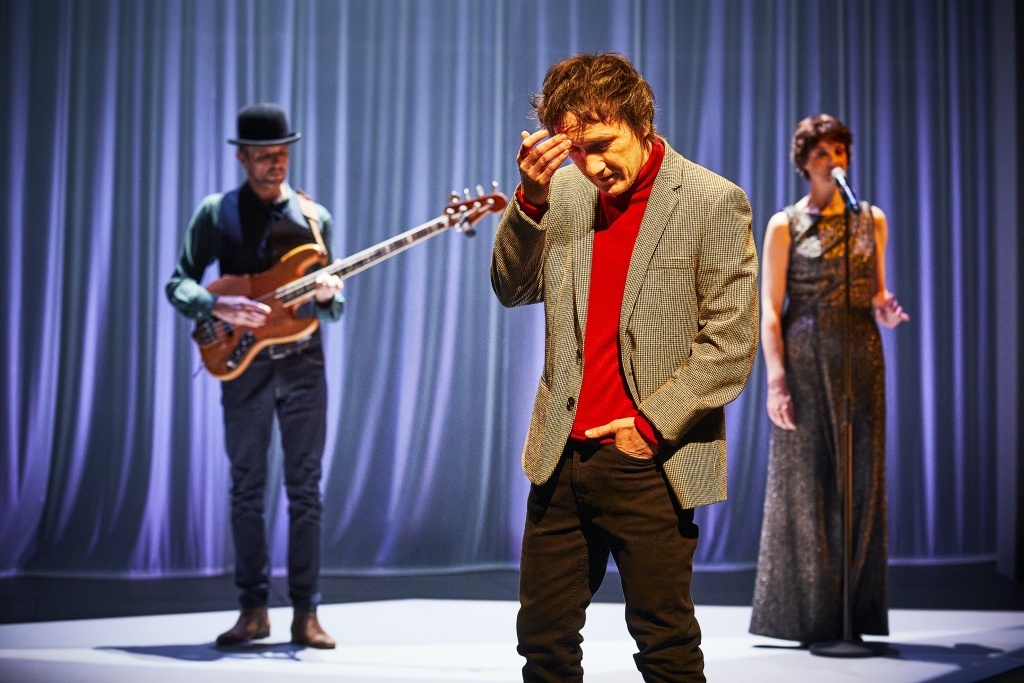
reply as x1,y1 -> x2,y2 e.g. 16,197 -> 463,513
570,176 -> 598,342
619,143 -> 683,331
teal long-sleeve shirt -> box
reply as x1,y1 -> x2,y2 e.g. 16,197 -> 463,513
166,182 -> 345,322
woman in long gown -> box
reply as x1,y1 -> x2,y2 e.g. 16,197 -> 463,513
749,114 -> 909,645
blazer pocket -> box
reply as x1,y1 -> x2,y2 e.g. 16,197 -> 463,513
648,255 -> 693,270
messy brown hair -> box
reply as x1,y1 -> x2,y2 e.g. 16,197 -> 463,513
531,53 -> 656,143
791,114 -> 853,180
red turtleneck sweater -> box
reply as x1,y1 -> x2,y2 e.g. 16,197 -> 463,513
516,138 -> 665,447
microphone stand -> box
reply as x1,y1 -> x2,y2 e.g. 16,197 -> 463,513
809,204 -> 885,659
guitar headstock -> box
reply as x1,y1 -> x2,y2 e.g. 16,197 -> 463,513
444,183 -> 508,236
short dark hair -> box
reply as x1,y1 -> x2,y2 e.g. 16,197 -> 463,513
531,53 -> 656,143
791,114 -> 853,180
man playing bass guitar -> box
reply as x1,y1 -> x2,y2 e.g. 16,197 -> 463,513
166,103 -> 342,649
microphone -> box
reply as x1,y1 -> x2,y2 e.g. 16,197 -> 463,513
830,168 -> 861,213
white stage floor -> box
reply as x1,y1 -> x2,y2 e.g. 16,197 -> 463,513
0,600 -> 1022,682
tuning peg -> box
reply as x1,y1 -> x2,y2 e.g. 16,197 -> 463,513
449,191 -> 461,203
475,184 -> 485,196
464,188 -> 472,200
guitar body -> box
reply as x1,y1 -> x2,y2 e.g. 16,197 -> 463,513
193,244 -> 328,381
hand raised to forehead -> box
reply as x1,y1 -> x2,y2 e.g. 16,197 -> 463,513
517,129 -> 571,207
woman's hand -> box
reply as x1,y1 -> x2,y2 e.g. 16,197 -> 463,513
873,291 -> 910,329
766,377 -> 797,430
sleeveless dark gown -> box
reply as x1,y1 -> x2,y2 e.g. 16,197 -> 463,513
749,201 -> 889,643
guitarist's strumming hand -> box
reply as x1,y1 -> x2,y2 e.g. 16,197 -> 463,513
314,259 -> 344,304
518,129 -> 571,206
213,296 -> 272,328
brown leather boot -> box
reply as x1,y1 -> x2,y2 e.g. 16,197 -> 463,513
215,607 -> 270,646
290,611 -> 336,649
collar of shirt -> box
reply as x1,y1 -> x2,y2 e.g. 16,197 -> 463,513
599,137 -> 665,210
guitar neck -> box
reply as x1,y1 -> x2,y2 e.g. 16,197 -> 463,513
275,216 -> 451,306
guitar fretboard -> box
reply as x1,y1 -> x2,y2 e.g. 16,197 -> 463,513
275,217 -> 450,305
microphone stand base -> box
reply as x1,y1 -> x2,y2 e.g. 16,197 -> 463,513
809,639 -> 891,658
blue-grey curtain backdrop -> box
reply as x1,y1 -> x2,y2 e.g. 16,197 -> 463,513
1,0 -> 1018,578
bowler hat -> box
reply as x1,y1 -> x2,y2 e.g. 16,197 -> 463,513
227,103 -> 301,146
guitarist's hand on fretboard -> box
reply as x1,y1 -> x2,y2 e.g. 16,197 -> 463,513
212,295 -> 272,328
313,259 -> 344,304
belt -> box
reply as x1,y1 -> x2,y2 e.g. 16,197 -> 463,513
266,335 -> 315,360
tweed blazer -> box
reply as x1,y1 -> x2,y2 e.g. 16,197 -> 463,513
491,140 -> 758,508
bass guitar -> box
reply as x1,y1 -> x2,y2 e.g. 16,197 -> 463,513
193,185 -> 507,380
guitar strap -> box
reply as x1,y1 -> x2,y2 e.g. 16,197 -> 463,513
295,189 -> 328,256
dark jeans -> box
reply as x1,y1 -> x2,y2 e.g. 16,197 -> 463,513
518,442 -> 704,683
221,342 -> 327,613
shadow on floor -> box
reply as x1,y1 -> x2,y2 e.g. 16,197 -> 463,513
98,641 -> 308,663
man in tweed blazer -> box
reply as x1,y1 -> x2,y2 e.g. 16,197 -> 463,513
491,54 -> 757,681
